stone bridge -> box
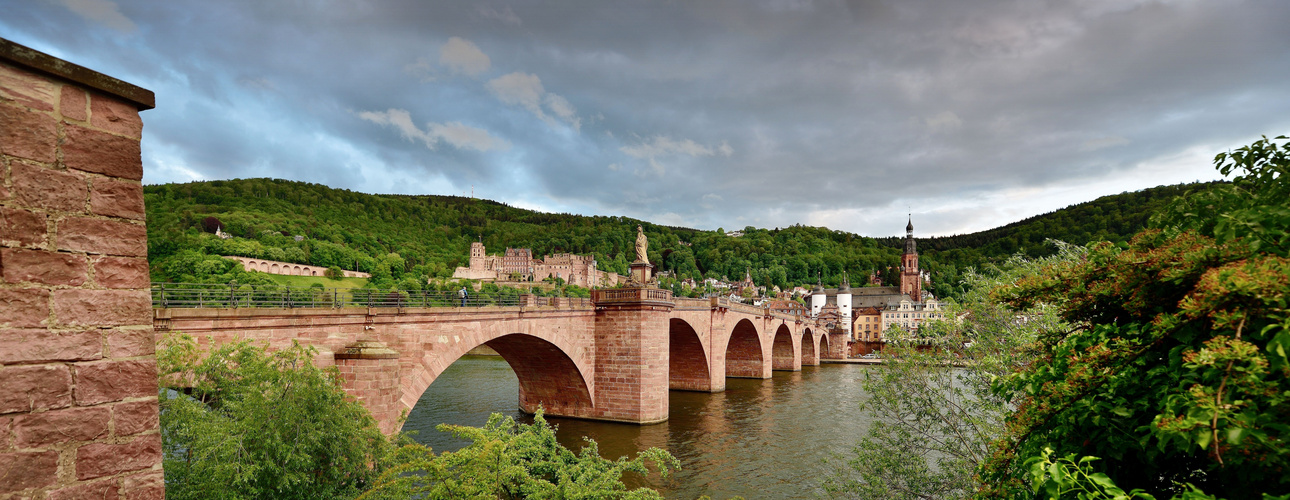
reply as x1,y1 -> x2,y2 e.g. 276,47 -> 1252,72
154,290 -> 847,434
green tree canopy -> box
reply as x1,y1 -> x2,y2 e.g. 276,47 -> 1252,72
157,334 -> 390,499
980,136 -> 1290,499
360,412 -> 678,500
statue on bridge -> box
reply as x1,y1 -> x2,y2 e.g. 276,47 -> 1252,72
635,225 -> 649,264
628,225 -> 654,286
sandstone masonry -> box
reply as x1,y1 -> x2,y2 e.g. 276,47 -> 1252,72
0,38 -> 163,498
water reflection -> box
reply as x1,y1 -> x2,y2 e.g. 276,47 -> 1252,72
405,355 -> 875,499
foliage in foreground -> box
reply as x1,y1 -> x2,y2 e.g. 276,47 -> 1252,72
822,243 -> 1079,499
158,333 -> 678,499
359,412 -> 679,500
157,333 -> 390,500
980,136 -> 1290,499
1026,449 -> 1290,500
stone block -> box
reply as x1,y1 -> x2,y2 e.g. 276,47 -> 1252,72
0,329 -> 101,363
89,177 -> 144,220
106,329 -> 154,357
122,470 -> 164,500
92,256 -> 149,288
0,416 -> 9,450
47,478 -> 119,500
0,288 -> 50,328
0,450 -> 58,492
0,206 -> 47,247
90,92 -> 143,139
73,359 -> 157,405
0,103 -> 58,163
13,405 -> 110,447
112,399 -> 158,436
0,364 -> 72,414
62,124 -> 142,180
1,248 -> 88,285
0,63 -> 57,112
52,289 -> 150,327
59,85 -> 87,121
56,217 -> 146,256
11,162 -> 88,212
75,433 -> 161,480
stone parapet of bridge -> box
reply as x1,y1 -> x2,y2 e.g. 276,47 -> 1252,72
153,285 -> 845,434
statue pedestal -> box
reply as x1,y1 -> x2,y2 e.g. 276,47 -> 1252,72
629,260 -> 653,285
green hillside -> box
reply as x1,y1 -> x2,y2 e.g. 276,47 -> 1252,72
876,181 -> 1223,295
143,178 -> 1218,298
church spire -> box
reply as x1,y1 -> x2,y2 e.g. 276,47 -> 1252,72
904,216 -> 916,255
900,216 -> 921,300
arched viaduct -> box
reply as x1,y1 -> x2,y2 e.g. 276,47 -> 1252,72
153,290 -> 849,434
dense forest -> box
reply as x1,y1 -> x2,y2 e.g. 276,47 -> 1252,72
144,178 -> 1220,298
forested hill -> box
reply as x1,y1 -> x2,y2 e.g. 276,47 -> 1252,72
143,178 -> 1216,298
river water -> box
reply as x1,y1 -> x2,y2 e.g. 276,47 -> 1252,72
402,355 -> 878,499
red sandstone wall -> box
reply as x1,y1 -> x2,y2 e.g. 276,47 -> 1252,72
592,304 -> 670,423
335,356 -> 401,435
0,59 -> 162,498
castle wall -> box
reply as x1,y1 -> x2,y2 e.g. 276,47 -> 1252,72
226,255 -> 371,278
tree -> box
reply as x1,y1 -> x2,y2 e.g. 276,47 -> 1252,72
157,333 -> 391,500
202,216 -> 224,233
326,265 -> 345,280
359,411 -> 677,500
822,244 -> 1077,500
980,136 -> 1290,499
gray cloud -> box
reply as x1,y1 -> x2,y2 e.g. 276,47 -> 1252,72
3,0 -> 1288,236
440,37 -> 491,77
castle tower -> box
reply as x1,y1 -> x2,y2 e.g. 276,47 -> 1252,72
837,274 -> 853,338
900,217 -> 921,300
469,241 -> 485,269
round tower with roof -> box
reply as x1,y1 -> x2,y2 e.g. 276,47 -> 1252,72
837,273 -> 852,338
810,274 -> 827,318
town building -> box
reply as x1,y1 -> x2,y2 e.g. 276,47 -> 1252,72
806,218 -> 943,355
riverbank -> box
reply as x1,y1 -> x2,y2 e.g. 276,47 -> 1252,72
822,358 -> 884,364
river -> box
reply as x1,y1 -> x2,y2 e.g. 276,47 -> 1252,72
401,355 -> 878,499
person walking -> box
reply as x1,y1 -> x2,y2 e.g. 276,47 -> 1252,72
458,286 -> 468,307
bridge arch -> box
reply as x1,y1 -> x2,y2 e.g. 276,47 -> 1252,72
669,318 -> 712,391
400,330 -> 595,431
771,323 -> 798,371
801,327 -> 818,366
818,332 -> 830,361
725,318 -> 767,379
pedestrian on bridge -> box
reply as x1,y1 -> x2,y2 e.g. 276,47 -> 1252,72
459,287 -> 468,307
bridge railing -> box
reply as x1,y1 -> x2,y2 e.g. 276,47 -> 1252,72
151,283 -> 521,309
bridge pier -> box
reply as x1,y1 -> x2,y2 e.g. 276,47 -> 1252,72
825,332 -> 849,360
589,287 -> 675,424
335,340 -> 402,435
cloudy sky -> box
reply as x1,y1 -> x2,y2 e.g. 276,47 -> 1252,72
3,1 -> 1288,237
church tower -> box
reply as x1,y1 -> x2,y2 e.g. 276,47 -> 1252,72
900,217 -> 921,300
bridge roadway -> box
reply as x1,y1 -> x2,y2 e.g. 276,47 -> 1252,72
153,288 -> 847,434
